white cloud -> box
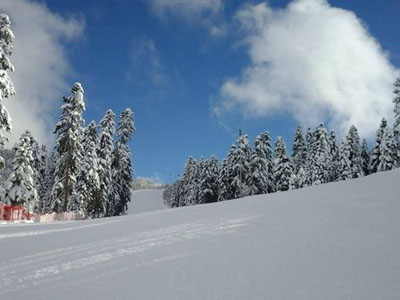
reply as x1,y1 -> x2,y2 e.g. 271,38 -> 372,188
0,0 -> 84,146
216,0 -> 399,137
149,0 -> 226,36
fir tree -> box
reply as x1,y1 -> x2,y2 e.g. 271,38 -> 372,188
198,156 -> 219,204
370,118 -> 387,173
227,134 -> 252,199
181,156 -> 199,206
217,158 -> 230,201
329,131 -> 339,181
308,124 -> 331,185
273,136 -> 294,191
110,108 -> 135,216
361,139 -> 370,176
51,83 -> 85,213
292,126 -> 307,174
338,140 -> 352,181
29,135 -> 47,212
393,77 -> 400,137
4,131 -> 38,212
0,14 -> 15,170
42,152 -> 56,214
97,109 -> 116,217
248,131 -> 275,195
75,121 -> 101,217
377,125 -> 398,171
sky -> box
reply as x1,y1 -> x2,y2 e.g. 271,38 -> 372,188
0,0 -> 399,183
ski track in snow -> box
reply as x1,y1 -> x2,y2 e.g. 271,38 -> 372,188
0,218 -> 123,239
0,216 -> 256,294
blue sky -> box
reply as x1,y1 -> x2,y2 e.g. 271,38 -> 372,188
2,0 -> 399,183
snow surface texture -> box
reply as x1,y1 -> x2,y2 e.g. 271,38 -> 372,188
0,170 -> 399,300
128,189 -> 167,214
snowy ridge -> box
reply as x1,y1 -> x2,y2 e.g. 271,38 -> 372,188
0,169 -> 399,299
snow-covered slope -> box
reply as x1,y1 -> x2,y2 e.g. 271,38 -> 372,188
128,189 -> 166,214
1,170 -> 399,300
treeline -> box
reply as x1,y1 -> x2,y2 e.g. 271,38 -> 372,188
165,78 -> 400,207
0,84 -> 135,218
0,15 -> 136,219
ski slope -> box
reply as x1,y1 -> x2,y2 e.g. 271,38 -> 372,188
128,189 -> 167,214
0,170 -> 399,300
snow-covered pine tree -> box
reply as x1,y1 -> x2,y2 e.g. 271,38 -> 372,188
168,179 -> 183,208
329,131 -> 339,181
248,131 -> 275,195
393,77 -> 400,138
217,158 -> 230,201
198,156 -> 219,204
51,82 -> 85,213
370,118 -> 388,174
377,124 -> 399,171
308,124 -> 332,185
28,134 -> 47,212
42,151 -> 56,214
97,109 -> 116,217
295,166 -> 307,189
181,156 -> 199,206
361,139 -> 370,176
4,131 -> 38,212
304,127 -> 314,185
74,121 -> 101,217
347,125 -> 363,178
292,126 -> 307,174
0,14 -> 15,170
273,136 -> 294,191
338,140 -> 352,181
110,108 -> 135,216
227,134 -> 252,199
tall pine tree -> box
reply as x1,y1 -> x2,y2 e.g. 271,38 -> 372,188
110,108 -> 135,216
51,83 -> 85,213
75,121 -> 101,217
4,131 -> 38,212
273,136 -> 294,191
97,109 -> 116,217
0,14 -> 15,170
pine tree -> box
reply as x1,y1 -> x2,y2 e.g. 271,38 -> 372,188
338,140 -> 352,181
74,121 -> 101,217
361,139 -> 370,176
304,127 -> 314,185
51,83 -> 85,213
393,77 -> 400,137
348,125 -> 363,178
377,125 -> 398,171
292,126 -> 307,174
227,134 -> 252,199
273,136 -> 294,191
370,118 -> 387,174
28,135 -> 47,212
198,156 -> 219,204
248,131 -> 275,195
42,152 -> 56,214
217,158 -> 230,201
329,131 -> 339,181
181,156 -> 199,206
308,124 -> 332,185
0,14 -> 15,170
97,109 -> 116,217
110,108 -> 135,216
4,131 -> 38,212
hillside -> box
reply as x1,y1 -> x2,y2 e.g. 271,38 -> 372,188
128,189 -> 167,214
0,169 -> 399,300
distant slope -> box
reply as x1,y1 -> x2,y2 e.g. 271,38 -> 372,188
0,169 -> 399,300
128,189 -> 167,214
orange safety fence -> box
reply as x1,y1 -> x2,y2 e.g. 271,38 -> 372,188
0,202 -> 33,221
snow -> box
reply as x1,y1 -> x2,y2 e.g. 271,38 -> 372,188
128,189 -> 167,214
1,169 -> 400,299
